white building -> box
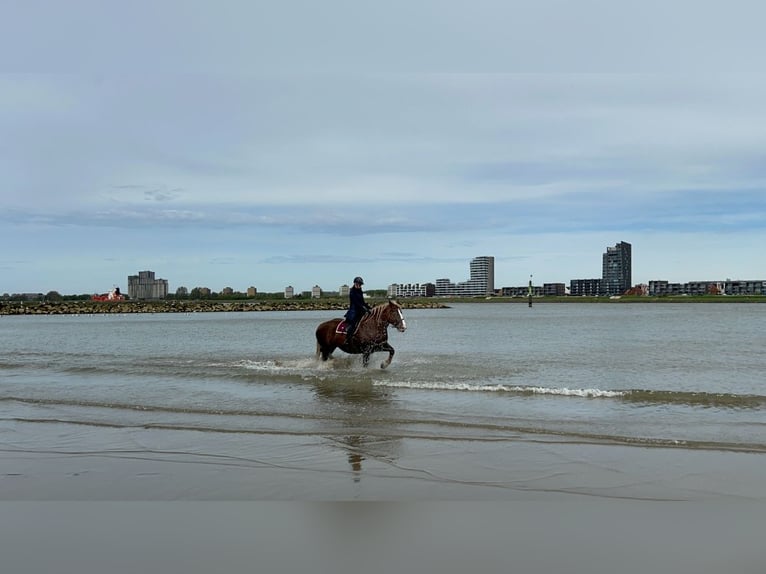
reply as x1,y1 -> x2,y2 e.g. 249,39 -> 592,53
389,283 -> 434,297
434,256 -> 495,296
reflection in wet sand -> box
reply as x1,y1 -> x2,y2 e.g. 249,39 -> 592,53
313,379 -> 402,483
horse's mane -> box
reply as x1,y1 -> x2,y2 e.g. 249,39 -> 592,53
364,299 -> 400,322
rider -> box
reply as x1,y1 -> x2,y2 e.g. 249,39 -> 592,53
345,276 -> 372,343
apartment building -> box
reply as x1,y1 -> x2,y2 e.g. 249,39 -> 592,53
602,241 -> 632,296
127,270 -> 168,300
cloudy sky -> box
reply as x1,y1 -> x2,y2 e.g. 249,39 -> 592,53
2,1 -> 765,295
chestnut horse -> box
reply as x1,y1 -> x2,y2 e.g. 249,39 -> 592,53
315,299 -> 407,369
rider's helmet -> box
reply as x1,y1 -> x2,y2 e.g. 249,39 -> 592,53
353,276 -> 364,285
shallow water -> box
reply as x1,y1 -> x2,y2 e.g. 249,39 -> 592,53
0,303 -> 764,506
2,303 -> 765,455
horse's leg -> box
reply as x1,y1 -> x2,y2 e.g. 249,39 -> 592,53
362,351 -> 370,367
316,340 -> 334,361
378,343 -> 395,369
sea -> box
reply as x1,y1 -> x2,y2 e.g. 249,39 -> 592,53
3,302 -> 766,572
0,302 -> 766,499
2,302 -> 764,453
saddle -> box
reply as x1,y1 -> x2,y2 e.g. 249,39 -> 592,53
335,320 -> 349,335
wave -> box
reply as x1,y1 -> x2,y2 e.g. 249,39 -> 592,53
5,353 -> 765,409
156,358 -> 766,409
374,381 -> 624,398
621,389 -> 766,409
370,381 -> 766,408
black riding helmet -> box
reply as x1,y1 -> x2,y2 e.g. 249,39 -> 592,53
353,277 -> 364,285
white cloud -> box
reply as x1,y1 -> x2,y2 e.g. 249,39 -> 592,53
2,69 -> 766,292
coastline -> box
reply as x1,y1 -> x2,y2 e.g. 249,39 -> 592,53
0,299 -> 449,315
1,295 -> 764,315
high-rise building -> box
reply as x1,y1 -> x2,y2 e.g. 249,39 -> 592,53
432,256 -> 495,297
602,241 -> 632,295
127,270 -> 168,300
464,255 -> 495,296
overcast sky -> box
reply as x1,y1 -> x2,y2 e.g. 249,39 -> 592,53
2,1 -> 765,294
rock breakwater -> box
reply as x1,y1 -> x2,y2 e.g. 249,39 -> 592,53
0,299 -> 449,316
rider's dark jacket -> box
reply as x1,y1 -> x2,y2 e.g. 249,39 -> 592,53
345,285 -> 371,327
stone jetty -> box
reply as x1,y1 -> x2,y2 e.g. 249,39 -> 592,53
0,299 -> 449,316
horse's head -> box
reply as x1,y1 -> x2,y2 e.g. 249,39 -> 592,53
382,299 -> 407,332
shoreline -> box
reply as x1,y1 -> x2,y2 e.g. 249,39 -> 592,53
3,420 -> 764,501
1,295 -> 765,315
0,299 -> 449,315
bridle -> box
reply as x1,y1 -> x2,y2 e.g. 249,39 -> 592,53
361,301 -> 407,333
385,302 -> 407,332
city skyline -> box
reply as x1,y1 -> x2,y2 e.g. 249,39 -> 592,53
6,242 -> 766,299
2,5 -> 766,295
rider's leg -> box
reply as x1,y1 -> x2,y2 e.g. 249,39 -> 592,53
345,320 -> 356,343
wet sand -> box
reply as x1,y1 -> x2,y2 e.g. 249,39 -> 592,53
2,422 -> 765,573
2,421 -> 765,501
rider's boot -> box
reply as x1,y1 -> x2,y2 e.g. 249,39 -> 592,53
345,323 -> 355,344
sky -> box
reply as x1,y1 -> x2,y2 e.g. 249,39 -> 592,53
2,1 -> 766,295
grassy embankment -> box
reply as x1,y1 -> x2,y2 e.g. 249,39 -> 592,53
440,295 -> 766,304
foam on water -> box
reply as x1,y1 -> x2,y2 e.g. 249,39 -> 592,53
372,380 -> 625,398
230,357 -> 367,381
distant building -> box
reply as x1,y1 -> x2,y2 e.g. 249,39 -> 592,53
247,286 -> 257,297
726,280 -> 766,295
311,285 -> 322,299
570,278 -> 602,296
543,283 -> 566,296
649,279 -> 766,296
127,270 -> 168,300
501,285 -> 543,297
284,286 -> 294,299
434,256 -> 495,297
389,282 -> 435,298
339,284 -> 350,297
434,278 -> 456,296
602,241 -> 632,295
625,284 -> 649,296
221,287 -> 234,296
463,256 -> 494,296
